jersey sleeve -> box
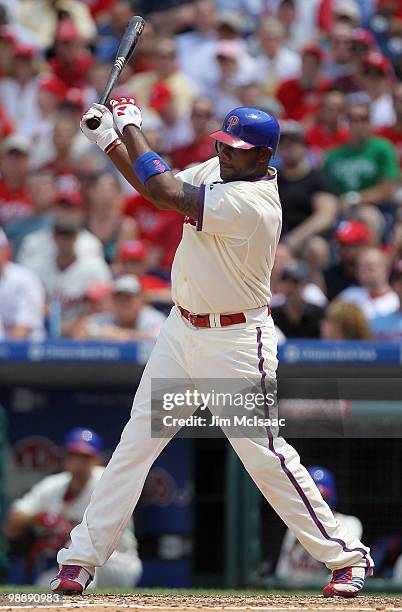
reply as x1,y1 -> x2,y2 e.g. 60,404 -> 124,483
197,182 -> 264,238
11,479 -> 51,516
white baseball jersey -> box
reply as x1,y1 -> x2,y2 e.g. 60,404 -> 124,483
339,286 -> 399,320
172,157 -> 282,314
12,466 -> 138,556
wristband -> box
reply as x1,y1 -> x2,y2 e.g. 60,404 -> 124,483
134,151 -> 170,184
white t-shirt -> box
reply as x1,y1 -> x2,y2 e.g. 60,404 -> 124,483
11,466 -> 138,555
276,512 -> 363,582
172,156 -> 282,314
339,286 -> 399,320
0,262 -> 45,340
18,227 -> 104,271
87,305 -> 166,340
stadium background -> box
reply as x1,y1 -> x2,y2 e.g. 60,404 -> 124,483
0,0 -> 402,594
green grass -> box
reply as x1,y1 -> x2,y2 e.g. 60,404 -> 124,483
0,585 -> 401,597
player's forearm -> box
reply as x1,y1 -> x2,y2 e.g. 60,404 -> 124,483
358,181 -> 398,206
108,143 -> 149,197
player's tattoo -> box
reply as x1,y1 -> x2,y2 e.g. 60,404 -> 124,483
170,183 -> 200,221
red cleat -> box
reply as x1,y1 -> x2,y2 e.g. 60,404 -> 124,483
323,566 -> 372,598
50,565 -> 92,595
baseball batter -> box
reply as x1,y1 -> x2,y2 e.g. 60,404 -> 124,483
51,100 -> 373,597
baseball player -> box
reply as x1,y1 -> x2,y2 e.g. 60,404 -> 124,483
276,466 -> 363,584
51,100 -> 373,597
7,428 -> 141,588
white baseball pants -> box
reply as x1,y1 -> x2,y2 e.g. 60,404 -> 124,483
58,306 -> 373,577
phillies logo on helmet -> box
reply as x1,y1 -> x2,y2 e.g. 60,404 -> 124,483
226,115 -> 239,131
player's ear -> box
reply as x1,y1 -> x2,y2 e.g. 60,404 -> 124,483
257,147 -> 272,165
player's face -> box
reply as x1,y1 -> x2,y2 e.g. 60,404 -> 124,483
65,452 -> 98,481
216,141 -> 269,182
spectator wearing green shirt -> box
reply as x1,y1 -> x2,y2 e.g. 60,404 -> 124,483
323,101 -> 400,215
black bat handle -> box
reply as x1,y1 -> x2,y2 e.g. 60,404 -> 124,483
86,91 -> 109,130
86,116 -> 101,130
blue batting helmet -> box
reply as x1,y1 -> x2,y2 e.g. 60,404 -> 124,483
308,466 -> 337,509
210,106 -> 280,153
65,428 -> 102,456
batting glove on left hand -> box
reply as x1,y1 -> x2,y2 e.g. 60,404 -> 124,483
110,97 -> 142,132
80,104 -> 120,153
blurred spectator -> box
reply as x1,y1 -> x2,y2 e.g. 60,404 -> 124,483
48,19 -> 94,90
255,17 -> 301,96
6,427 -> 141,588
318,0 -> 362,34
358,51 -> 395,128
148,81 -> 192,152
0,228 -> 45,340
332,27 -> 376,94
30,75 -> 67,167
113,241 -> 172,307
276,44 -> 332,124
17,1 -> 96,49
176,0 -> 218,85
278,120 -> 338,253
18,190 -> 103,271
324,220 -> 371,300
372,260 -> 402,340
95,1 -> 135,63
339,247 -> 399,319
271,259 -> 325,338
320,299 -> 373,339
127,37 -> 197,116
323,101 -> 400,213
301,235 -> 331,293
0,134 -> 31,226
0,43 -> 41,137
135,0 -> 194,33
171,96 -> 218,169
40,115 -> 86,192
325,23 -> 354,81
123,193 -> 183,276
5,169 -> 56,258
377,82 -> 402,169
86,172 -> 137,263
305,89 -> 350,164
204,40 -> 259,119
27,211 -> 111,334
73,275 -> 166,341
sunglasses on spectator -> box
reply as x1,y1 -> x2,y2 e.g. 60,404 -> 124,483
348,114 -> 370,122
192,110 -> 213,118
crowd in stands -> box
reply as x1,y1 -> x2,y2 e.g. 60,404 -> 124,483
1,0 -> 402,342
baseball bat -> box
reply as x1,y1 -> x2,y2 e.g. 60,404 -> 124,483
86,15 -> 145,130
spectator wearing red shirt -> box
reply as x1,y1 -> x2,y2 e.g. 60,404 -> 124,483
377,82 -> 402,169
123,193 -> 183,276
0,135 -> 31,227
305,89 -> 350,164
276,44 -> 332,124
48,20 -> 93,89
171,96 -> 217,170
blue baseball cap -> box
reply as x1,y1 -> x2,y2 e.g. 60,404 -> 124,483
210,106 -> 280,153
308,465 -> 337,509
65,428 -> 102,456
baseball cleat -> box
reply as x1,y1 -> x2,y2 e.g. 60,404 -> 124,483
50,565 -> 92,595
323,566 -> 371,598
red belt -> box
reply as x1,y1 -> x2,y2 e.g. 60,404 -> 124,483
178,306 -> 271,328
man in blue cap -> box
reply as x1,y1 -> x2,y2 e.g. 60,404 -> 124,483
51,100 -> 373,597
7,428 -> 141,588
